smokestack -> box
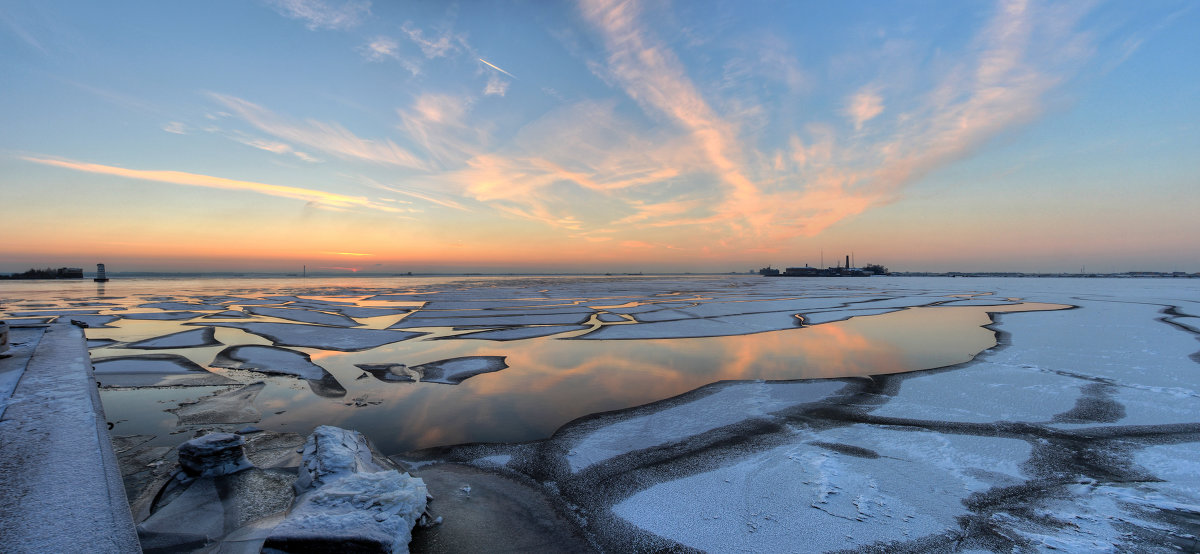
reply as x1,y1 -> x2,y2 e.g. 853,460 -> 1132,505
846,255 -> 850,269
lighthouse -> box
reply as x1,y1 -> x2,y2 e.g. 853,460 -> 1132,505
94,263 -> 109,282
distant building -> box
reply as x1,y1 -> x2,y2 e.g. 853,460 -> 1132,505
784,266 -> 821,277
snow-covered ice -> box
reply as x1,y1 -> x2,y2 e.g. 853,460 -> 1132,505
568,380 -> 846,473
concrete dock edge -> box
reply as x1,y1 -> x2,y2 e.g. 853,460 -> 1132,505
0,324 -> 141,553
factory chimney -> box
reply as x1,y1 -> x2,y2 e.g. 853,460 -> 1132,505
846,255 -> 850,269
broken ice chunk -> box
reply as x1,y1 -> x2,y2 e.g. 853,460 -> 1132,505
177,433 -> 254,479
265,426 -> 428,553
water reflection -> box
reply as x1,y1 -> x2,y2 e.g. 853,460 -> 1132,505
261,302 -> 1059,453
0,277 -> 1065,454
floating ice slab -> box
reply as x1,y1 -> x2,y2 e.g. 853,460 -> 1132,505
569,380 -> 846,473
62,314 -> 120,328
92,354 -> 238,387
211,345 -> 347,398
355,364 -> 416,383
195,322 -> 424,351
245,306 -> 360,327
391,310 -> 593,329
170,382 -> 265,425
211,345 -> 327,380
295,304 -> 411,319
9,309 -> 101,316
122,311 -> 205,321
577,311 -> 802,339
445,325 -> 589,340
798,307 -> 902,325
138,301 -> 228,311
411,356 -> 508,385
203,310 -> 250,319
126,327 -> 220,349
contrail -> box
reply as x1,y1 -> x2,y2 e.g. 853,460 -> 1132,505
478,58 -> 516,79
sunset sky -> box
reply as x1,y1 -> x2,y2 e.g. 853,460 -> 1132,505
2,0 -> 1197,274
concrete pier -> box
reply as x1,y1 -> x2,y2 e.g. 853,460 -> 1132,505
0,324 -> 140,552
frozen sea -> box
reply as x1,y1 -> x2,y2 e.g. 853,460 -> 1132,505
2,274 -> 1198,551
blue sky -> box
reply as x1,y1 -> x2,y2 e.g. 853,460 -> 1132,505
1,0 -> 1197,273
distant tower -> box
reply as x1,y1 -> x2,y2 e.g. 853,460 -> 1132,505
94,263 -> 109,282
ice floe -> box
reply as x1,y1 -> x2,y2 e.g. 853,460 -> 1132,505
92,354 -> 238,387
411,356 -> 508,385
444,325 -> 589,340
170,382 -> 265,425
567,380 -> 847,473
211,345 -> 346,398
244,305 -> 361,327
122,311 -> 206,320
126,327 -> 220,349
203,310 -> 251,319
355,364 -> 416,383
211,345 -> 326,380
195,321 -> 424,351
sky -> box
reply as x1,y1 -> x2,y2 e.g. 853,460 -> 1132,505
1,0 -> 1197,274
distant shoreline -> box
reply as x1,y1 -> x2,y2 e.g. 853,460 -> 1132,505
0,271 -> 1196,281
